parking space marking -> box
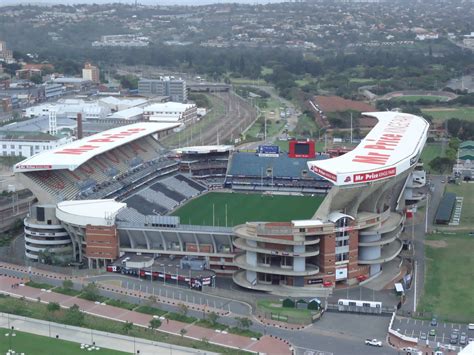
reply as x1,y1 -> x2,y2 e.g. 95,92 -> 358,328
442,334 -> 445,343
411,329 -> 414,336
421,320 -> 424,326
407,318 -> 410,324
444,323 -> 447,328
414,319 -> 417,325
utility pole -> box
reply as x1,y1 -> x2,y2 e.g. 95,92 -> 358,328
350,112 -> 353,144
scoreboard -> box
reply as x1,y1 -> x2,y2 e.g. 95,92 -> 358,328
288,140 -> 316,158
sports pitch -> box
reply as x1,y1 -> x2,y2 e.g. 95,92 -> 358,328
421,107 -> 474,122
171,192 -> 324,226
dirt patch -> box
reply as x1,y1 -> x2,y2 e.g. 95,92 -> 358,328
313,96 -> 376,113
424,240 -> 448,248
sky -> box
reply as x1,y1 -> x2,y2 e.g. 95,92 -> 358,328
1,0 -> 288,5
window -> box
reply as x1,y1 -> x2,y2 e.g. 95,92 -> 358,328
336,253 -> 349,262
336,240 -> 349,247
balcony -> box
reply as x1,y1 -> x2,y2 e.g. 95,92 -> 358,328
358,225 -> 402,247
234,253 -> 319,276
233,237 -> 320,257
358,239 -> 403,265
360,212 -> 404,235
234,225 -> 320,246
25,235 -> 72,246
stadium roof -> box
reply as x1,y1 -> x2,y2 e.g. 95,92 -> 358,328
173,145 -> 234,154
307,112 -> 429,186
14,122 -> 179,172
56,199 -> 126,227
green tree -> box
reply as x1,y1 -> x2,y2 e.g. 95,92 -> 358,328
149,318 -> 161,330
178,303 -> 189,317
235,317 -> 252,329
47,302 -> 60,312
62,279 -> 73,290
81,282 -> 101,301
63,304 -> 84,326
122,321 -> 133,334
207,311 -> 219,326
30,74 -> 43,84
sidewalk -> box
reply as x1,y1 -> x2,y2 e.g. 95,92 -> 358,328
0,312 -> 208,355
0,275 -> 292,354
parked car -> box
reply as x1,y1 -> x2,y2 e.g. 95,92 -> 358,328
365,339 -> 383,347
460,333 -> 467,345
430,317 -> 438,326
429,329 -> 436,336
420,332 -> 427,340
450,332 -> 459,344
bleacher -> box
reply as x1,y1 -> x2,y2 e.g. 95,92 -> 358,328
225,152 -> 331,193
150,182 -> 186,203
175,174 -> 207,192
125,194 -> 168,215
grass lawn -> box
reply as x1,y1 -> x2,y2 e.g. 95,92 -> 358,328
171,192 -> 324,226
229,77 -> 267,85
257,300 -> 313,323
261,67 -> 273,76
0,328 -> 128,355
422,107 -> 474,122
420,143 -> 443,166
418,233 -> 474,323
53,287 -> 81,297
0,296 -> 250,354
445,182 -> 474,228
134,305 -> 168,317
25,281 -> 55,290
391,95 -> 449,103
104,298 -> 137,311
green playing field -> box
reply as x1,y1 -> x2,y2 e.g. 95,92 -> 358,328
171,192 -> 324,226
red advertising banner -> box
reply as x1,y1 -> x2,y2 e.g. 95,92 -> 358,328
353,167 -> 396,183
310,165 -> 337,182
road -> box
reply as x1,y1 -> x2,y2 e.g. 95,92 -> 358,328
401,175 -> 445,314
0,264 -> 399,355
0,313 -> 210,355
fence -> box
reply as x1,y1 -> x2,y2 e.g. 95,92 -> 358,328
255,308 -> 319,326
0,253 -> 104,277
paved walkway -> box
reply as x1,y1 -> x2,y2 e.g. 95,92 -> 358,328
0,312 -> 209,355
0,275 -> 292,354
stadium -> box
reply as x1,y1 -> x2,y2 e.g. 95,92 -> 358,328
14,111 -> 428,295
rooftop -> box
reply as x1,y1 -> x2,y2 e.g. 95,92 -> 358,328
173,145 -> 234,155
307,112 -> 429,186
56,199 -> 126,227
13,122 -> 179,172
143,102 -> 195,112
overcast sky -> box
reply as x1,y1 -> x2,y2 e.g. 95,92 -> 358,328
1,0 -> 288,5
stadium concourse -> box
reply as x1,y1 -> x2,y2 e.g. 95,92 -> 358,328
13,112 -> 429,295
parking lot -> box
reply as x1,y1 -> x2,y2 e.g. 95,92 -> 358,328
393,316 -> 473,349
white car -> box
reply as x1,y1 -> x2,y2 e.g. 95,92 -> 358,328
365,339 -> 383,347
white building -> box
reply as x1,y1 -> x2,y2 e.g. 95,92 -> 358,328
25,99 -> 108,120
107,107 -> 144,121
0,131 -> 73,158
143,102 -> 197,123
98,96 -> 148,112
